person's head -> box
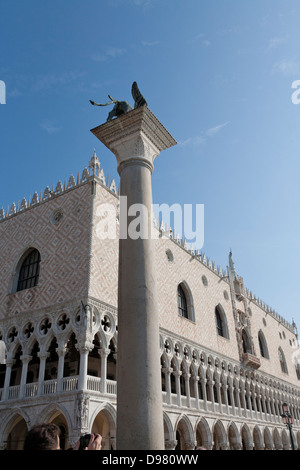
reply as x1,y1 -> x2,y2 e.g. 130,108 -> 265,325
23,423 -> 61,450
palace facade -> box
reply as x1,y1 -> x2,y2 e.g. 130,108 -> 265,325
0,153 -> 299,450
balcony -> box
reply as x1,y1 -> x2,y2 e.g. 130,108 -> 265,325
0,376 -> 117,402
242,353 -> 261,369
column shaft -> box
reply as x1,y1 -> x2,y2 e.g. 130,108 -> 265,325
117,162 -> 164,450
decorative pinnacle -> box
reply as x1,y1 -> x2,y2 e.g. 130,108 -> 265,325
89,149 -> 100,175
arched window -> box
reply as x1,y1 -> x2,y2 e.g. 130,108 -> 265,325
295,363 -> 300,380
258,330 -> 269,359
278,348 -> 288,374
242,329 -> 252,354
17,249 -> 41,292
177,284 -> 188,318
177,282 -> 194,321
215,308 -> 223,336
215,305 -> 229,339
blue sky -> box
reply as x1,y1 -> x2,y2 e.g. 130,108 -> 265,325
0,0 -> 300,328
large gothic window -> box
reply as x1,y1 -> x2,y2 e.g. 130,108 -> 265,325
295,363 -> 300,380
258,330 -> 269,359
17,249 -> 41,292
177,284 -> 188,318
215,305 -> 229,339
242,329 -> 252,354
177,282 -> 195,321
215,308 -> 224,336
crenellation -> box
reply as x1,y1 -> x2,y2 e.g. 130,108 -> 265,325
96,168 -> 104,184
42,186 -> 51,201
9,202 -> 16,216
31,192 -> 39,206
109,179 -> 117,195
81,167 -> 90,183
55,180 -> 63,194
67,174 -> 76,189
0,152 -> 115,224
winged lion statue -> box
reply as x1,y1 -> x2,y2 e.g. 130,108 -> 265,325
89,81 -> 147,122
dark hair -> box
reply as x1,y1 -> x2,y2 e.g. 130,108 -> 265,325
23,423 -> 61,450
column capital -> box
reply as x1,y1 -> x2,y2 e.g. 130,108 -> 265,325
20,354 -> 32,363
4,358 -> 15,367
100,348 -> 111,358
173,370 -> 182,378
38,351 -> 50,360
56,347 -> 68,357
76,341 -> 93,353
91,106 -> 176,174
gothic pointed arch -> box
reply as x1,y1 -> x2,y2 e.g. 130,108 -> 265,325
38,403 -> 72,449
278,347 -> 288,374
228,421 -> 241,450
177,281 -> 195,321
88,332 -> 102,378
273,427 -> 282,450
253,425 -> 264,450
9,343 -> 22,387
174,414 -> 194,450
258,330 -> 269,359
26,340 -> 40,384
90,402 -> 117,450
195,417 -> 212,450
107,337 -> 117,381
241,423 -> 253,450
214,304 -> 229,339
0,410 -> 30,450
212,419 -> 227,450
163,411 -> 175,450
282,429 -> 290,450
241,328 -> 253,354
263,427 -> 274,450
64,332 -> 80,377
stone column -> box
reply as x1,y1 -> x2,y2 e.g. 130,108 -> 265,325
174,370 -> 182,407
252,391 -> 258,418
209,379 -> 215,412
78,347 -> 90,391
184,372 -> 191,408
100,348 -> 110,393
37,352 -> 49,396
228,382 -> 235,415
192,375 -> 200,409
200,377 -> 208,410
257,392 -> 263,420
1,359 -> 14,401
91,106 -> 176,450
162,367 -> 172,404
19,355 -> 32,398
223,383 -> 229,415
56,347 -> 67,393
215,378 -> 222,413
